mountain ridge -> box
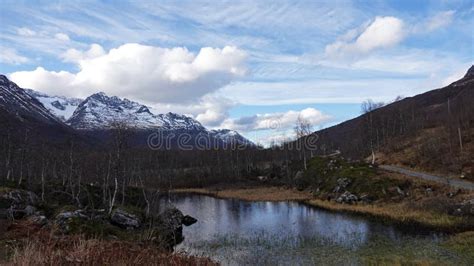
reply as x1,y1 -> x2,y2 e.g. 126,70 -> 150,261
12,79 -> 254,146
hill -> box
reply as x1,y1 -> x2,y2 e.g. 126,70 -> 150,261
308,66 -> 474,178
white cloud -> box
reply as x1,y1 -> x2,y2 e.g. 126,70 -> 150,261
54,33 -> 70,41
425,10 -> 455,32
0,48 -> 29,65
221,108 -> 331,132
10,67 -> 76,91
16,27 -> 36,37
61,44 -> 105,63
9,43 -> 247,103
325,16 -> 405,57
148,95 -> 236,128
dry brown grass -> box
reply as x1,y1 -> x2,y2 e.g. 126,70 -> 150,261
2,220 -> 216,266
173,186 -> 313,202
375,127 -> 474,181
307,199 -> 470,231
8,237 -> 216,266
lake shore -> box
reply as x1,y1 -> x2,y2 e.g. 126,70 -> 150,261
173,185 -> 473,233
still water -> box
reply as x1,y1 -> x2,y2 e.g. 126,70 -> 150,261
160,193 -> 453,265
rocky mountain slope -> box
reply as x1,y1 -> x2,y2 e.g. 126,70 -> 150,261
0,75 -> 64,126
19,81 -> 253,146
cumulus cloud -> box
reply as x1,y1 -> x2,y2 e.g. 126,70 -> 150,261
325,16 -> 405,57
10,67 -> 76,91
148,95 -> 236,128
10,43 -> 247,103
61,44 -> 106,63
221,108 -> 331,132
0,48 -> 29,65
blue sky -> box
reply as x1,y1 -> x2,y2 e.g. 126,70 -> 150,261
0,0 -> 473,145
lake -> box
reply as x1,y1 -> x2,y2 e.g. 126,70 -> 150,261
160,193 -> 463,265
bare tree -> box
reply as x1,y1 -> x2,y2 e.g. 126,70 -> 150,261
361,99 -> 385,164
294,116 -> 312,170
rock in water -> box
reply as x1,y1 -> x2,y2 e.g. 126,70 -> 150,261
182,215 -> 197,226
155,207 -> 197,249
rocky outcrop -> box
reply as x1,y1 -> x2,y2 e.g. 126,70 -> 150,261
333,177 -> 351,193
54,209 -> 108,233
110,209 -> 141,229
336,191 -> 358,204
0,188 -> 40,219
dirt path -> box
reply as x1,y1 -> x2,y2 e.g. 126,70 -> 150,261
380,165 -> 474,191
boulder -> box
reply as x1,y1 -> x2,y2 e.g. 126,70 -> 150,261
0,189 -> 40,219
54,209 -> 108,232
336,191 -> 358,204
182,215 -> 197,226
28,214 -> 48,227
155,207 -> 197,249
110,209 -> 141,229
55,209 -> 90,233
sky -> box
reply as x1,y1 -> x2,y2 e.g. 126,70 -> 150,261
0,0 -> 473,145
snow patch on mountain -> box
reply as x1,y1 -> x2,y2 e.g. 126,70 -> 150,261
25,89 -> 82,121
210,129 -> 254,146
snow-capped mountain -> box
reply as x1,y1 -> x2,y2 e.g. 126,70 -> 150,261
23,88 -> 253,146
67,92 -> 166,130
66,92 -> 207,132
0,75 -> 64,126
209,129 -> 254,146
25,89 -> 82,121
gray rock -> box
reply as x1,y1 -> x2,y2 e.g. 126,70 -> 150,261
333,177 -> 351,193
1,189 -> 38,206
110,209 -> 141,229
24,205 -> 37,216
29,215 -> 48,226
336,191 -> 358,204
182,215 -> 197,226
55,209 -> 90,233
155,207 -> 187,249
0,189 -> 40,219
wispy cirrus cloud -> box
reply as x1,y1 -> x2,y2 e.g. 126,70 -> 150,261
0,47 -> 29,65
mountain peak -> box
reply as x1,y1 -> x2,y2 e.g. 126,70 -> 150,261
0,74 -> 9,84
464,65 -> 474,79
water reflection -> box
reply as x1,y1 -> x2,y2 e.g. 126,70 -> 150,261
159,193 -> 441,264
